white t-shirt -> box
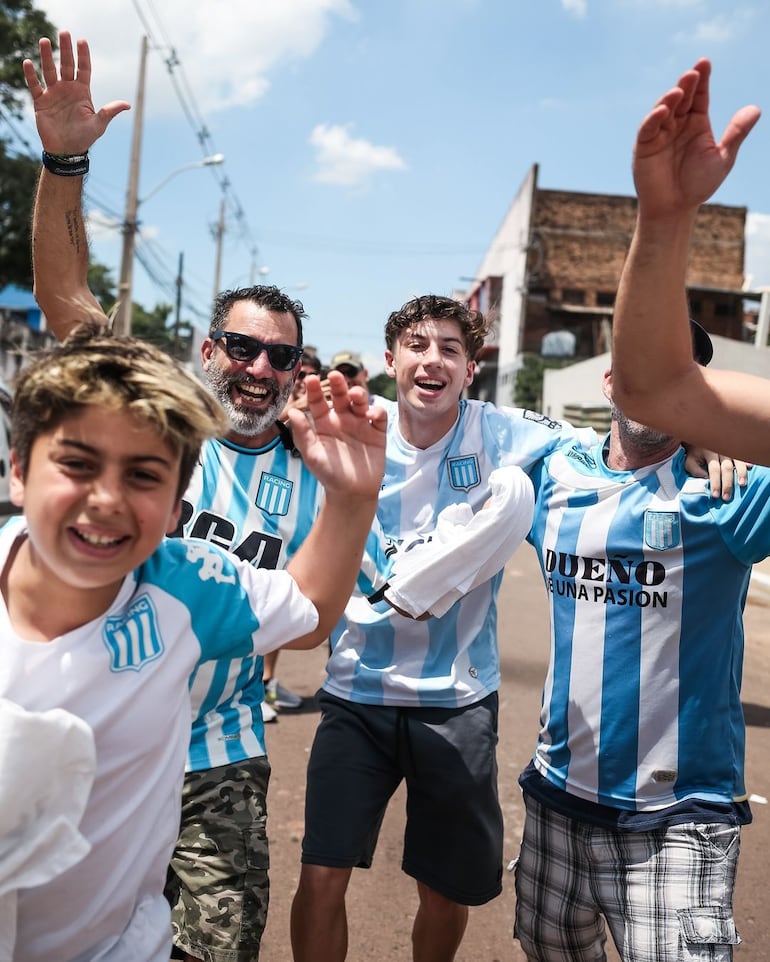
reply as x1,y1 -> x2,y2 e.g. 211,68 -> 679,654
0,517 -> 316,962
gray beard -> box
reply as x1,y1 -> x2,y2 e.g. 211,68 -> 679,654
206,364 -> 292,437
612,405 -> 674,455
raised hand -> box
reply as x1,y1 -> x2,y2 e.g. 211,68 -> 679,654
22,31 -> 130,155
632,59 -> 760,219
287,370 -> 386,499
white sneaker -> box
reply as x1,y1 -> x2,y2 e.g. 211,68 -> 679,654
261,700 -> 278,723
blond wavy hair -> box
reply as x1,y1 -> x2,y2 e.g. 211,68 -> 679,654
12,322 -> 228,498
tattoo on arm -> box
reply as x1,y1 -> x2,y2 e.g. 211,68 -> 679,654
64,208 -> 84,254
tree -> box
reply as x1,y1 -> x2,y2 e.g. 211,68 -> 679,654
0,0 -> 56,117
0,142 -> 38,289
0,1 -> 57,288
369,371 -> 396,401
513,353 -> 574,410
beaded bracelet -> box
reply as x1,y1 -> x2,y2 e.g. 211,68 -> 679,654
41,150 -> 90,177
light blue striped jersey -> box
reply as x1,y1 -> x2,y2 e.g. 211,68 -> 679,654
325,399 -> 585,707
527,436 -> 770,811
174,433 -> 322,771
1,519 -> 316,962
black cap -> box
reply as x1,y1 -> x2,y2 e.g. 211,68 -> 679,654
689,318 -> 713,367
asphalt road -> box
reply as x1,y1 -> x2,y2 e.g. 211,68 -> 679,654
261,544 -> 770,962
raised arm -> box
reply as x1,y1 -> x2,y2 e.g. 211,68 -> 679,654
24,32 -> 129,336
282,372 -> 387,647
611,60 -> 770,463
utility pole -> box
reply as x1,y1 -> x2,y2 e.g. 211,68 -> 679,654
114,35 -> 148,336
211,195 -> 226,306
173,251 -> 184,349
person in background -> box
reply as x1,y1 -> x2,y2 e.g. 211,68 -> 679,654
280,350 -> 327,422
330,350 -> 370,394
295,351 -> 323,397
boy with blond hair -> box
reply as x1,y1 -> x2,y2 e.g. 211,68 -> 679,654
1,323 -> 384,962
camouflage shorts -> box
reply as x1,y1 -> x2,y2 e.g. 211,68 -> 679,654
166,755 -> 271,962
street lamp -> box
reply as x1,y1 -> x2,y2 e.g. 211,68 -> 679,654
114,153 -> 225,336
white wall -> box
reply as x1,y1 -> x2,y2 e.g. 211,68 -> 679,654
542,334 -> 770,420
470,165 -> 537,407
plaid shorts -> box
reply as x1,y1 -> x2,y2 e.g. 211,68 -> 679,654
514,792 -> 742,962
165,756 -> 271,962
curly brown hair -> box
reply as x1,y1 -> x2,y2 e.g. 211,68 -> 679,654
384,295 -> 489,360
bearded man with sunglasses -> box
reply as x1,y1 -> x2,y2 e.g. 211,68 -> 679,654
26,32 -> 332,962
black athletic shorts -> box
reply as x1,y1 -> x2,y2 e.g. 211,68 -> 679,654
301,690 -> 503,906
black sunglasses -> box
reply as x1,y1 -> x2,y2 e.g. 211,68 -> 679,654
211,331 -> 303,371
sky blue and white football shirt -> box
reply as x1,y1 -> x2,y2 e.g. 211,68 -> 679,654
325,399 -> 588,707
527,437 -> 770,811
175,433 -> 322,771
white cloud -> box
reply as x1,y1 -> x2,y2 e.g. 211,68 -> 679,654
309,124 -> 407,187
561,0 -> 587,18
85,209 -> 120,240
40,0 -> 357,115
688,15 -> 734,43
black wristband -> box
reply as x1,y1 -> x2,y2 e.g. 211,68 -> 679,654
41,150 -> 90,177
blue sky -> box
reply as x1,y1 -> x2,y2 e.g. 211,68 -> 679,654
14,0 -> 770,374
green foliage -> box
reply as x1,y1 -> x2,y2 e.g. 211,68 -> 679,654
0,0 -> 56,116
369,371 -> 396,401
131,302 -> 193,361
0,142 -> 37,289
513,353 -> 575,410
0,1 -> 56,287
87,262 -> 118,313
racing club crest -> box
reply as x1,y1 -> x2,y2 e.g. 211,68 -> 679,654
103,594 -> 163,672
256,472 -> 293,516
644,510 -> 681,550
447,455 -> 480,491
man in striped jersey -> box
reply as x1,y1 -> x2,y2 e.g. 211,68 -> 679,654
514,325 -> 769,961
289,294 -> 591,962
25,32 -> 341,962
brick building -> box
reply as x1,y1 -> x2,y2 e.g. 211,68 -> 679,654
462,164 -> 755,407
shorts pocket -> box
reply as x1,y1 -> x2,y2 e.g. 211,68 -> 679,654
677,906 -> 740,961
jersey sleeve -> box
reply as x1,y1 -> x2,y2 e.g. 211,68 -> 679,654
711,464 -> 770,565
152,537 -> 318,661
485,404 -> 595,474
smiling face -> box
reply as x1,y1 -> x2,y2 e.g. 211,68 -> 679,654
385,318 -> 476,448
10,406 -> 183,611
201,300 -> 300,446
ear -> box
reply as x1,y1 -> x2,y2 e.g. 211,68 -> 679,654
384,349 -> 396,379
165,498 -> 184,537
200,338 -> 214,370
464,359 -> 477,388
9,450 -> 25,509
601,368 -> 613,403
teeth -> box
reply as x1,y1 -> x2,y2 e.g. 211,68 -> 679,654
238,384 -> 268,399
76,530 -> 122,547
417,380 -> 443,390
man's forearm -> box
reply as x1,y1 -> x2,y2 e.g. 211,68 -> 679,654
612,210 -> 697,412
32,167 -> 106,339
